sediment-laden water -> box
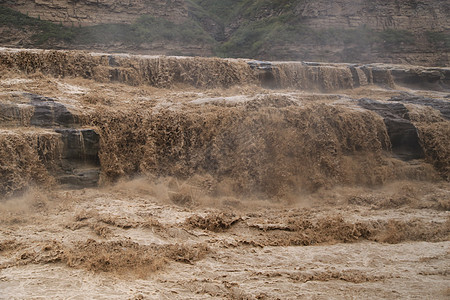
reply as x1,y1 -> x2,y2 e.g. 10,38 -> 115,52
0,49 -> 448,299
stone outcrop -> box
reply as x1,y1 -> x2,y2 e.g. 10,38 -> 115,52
25,93 -> 76,127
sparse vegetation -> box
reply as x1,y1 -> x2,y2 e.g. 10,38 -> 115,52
0,6 -> 212,48
0,6 -> 76,45
216,15 -> 295,58
73,15 -> 213,45
379,29 -> 415,48
426,31 -> 450,49
132,15 -> 212,44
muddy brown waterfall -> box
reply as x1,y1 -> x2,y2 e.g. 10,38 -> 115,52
0,49 -> 448,198
0,48 -> 449,299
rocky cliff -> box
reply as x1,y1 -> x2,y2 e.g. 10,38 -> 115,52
293,0 -> 449,32
0,0 -> 187,26
0,0 -> 448,66
197,0 -> 449,66
274,0 -> 450,65
2,0 -> 448,31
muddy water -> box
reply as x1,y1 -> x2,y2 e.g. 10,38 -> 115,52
0,181 -> 448,299
0,50 -> 449,299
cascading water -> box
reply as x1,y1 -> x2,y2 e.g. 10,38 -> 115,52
0,48 -> 448,197
0,48 -> 449,299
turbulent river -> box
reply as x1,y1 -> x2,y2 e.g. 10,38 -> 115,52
0,48 -> 449,299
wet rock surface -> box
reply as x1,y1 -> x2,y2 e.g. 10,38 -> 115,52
349,65 -> 369,88
390,68 -> 450,91
248,61 -> 278,89
54,128 -> 100,188
26,93 -> 76,127
54,129 -> 100,160
358,98 -> 424,160
0,101 -> 33,126
57,167 -> 100,188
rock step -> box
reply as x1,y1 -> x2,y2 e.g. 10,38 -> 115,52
57,165 -> 100,189
0,93 -> 84,127
54,128 -> 100,161
388,95 -> 450,120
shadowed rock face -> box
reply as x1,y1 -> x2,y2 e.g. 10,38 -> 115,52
0,92 -> 101,189
248,61 -> 278,88
26,94 -> 102,188
25,93 -> 76,127
358,98 -> 424,160
54,129 -> 100,161
54,128 -> 100,188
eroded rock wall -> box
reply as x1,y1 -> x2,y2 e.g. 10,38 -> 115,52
293,0 -> 449,32
0,0 -> 187,26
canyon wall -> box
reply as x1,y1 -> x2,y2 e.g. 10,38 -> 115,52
0,0 -> 187,26
2,0 -> 448,32
0,0 -> 448,66
293,0 -> 449,32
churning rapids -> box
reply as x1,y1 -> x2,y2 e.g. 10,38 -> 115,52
0,48 -> 449,299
